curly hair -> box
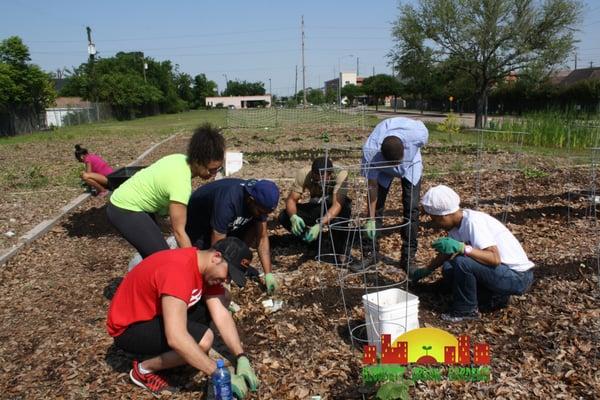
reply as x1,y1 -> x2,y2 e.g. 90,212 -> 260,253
187,123 -> 226,165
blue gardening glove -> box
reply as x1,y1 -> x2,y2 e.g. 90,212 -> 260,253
290,214 -> 306,236
264,272 -> 278,294
432,237 -> 465,255
231,374 -> 248,398
362,219 -> 376,240
409,267 -> 433,283
303,224 -> 321,242
236,356 -> 259,392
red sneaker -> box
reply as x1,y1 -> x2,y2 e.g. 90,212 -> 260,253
129,360 -> 178,397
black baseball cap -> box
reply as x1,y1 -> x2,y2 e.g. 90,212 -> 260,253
213,237 -> 253,287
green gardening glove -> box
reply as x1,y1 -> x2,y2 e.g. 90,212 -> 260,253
231,374 -> 248,398
236,356 -> 259,392
303,224 -> 321,242
432,237 -> 465,255
362,219 -> 376,240
290,214 -> 306,236
264,272 -> 278,294
409,267 -> 433,283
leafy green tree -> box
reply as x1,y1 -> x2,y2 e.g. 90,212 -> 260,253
391,0 -> 583,127
174,72 -> 194,106
191,73 -> 217,108
307,88 -> 325,105
341,83 -> 364,106
60,51 -> 188,118
222,80 -> 265,96
0,36 -> 55,136
362,74 -> 401,111
325,87 -> 337,104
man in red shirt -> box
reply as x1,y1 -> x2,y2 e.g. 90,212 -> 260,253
107,237 -> 258,398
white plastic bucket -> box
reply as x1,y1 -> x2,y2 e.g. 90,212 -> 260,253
225,151 -> 243,176
362,288 -> 420,351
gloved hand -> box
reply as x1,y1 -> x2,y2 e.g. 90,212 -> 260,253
236,356 -> 259,392
231,374 -> 248,398
432,237 -> 465,255
409,267 -> 433,283
264,272 -> 278,294
290,214 -> 306,236
362,219 -> 376,240
303,224 -> 321,242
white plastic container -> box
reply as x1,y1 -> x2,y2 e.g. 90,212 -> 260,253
362,288 -> 420,351
225,151 -> 243,176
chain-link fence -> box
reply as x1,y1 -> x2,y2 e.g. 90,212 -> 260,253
226,106 -> 366,129
45,102 -> 112,129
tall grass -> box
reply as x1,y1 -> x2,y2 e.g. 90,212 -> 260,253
488,111 -> 600,150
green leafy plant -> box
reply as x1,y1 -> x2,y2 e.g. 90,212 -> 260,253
436,113 -> 461,134
523,167 -> 548,179
321,131 -> 330,143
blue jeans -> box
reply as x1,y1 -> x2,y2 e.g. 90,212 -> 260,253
441,256 -> 534,313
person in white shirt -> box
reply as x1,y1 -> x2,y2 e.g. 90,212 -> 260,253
411,185 -> 534,322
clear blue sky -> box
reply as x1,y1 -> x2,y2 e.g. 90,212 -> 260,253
1,1 -> 600,96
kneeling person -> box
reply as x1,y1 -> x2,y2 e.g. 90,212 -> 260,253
279,157 -> 351,255
412,185 -> 534,322
106,238 -> 258,398
186,178 -> 280,294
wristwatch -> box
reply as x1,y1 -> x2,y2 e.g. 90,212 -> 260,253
464,245 -> 473,256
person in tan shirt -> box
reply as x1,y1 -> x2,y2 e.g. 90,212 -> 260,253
278,157 -> 351,256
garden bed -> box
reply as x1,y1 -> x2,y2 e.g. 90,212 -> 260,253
0,123 -> 599,399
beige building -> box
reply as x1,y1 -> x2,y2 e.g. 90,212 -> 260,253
205,95 -> 272,109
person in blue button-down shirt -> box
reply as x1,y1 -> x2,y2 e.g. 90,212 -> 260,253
361,117 -> 429,268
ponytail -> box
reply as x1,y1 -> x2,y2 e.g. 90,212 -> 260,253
74,144 -> 88,161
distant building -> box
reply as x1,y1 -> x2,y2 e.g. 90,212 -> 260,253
205,95 -> 272,109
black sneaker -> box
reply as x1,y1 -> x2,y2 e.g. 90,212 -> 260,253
441,310 -> 480,323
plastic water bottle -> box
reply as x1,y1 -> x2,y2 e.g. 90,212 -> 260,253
212,359 -> 232,400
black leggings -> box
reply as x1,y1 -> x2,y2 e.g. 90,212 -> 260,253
114,302 -> 211,356
106,202 -> 169,258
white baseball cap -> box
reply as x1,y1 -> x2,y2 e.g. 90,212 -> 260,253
421,185 -> 460,215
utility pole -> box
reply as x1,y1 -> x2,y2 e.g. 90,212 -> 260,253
268,78 -> 272,95
590,61 -> 594,69
301,15 -> 307,107
357,57 -> 359,76
141,52 -> 147,83
86,26 -> 96,62
372,66 -> 375,77
294,65 -> 298,99
574,52 -> 578,70
86,26 -> 98,119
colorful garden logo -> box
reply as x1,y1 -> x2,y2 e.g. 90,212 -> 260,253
362,328 -> 491,384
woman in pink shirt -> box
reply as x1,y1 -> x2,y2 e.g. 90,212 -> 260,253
75,144 -> 113,197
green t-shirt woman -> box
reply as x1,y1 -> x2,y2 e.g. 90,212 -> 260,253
107,124 -> 225,258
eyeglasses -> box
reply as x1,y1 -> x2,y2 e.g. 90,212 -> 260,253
206,165 -> 224,174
